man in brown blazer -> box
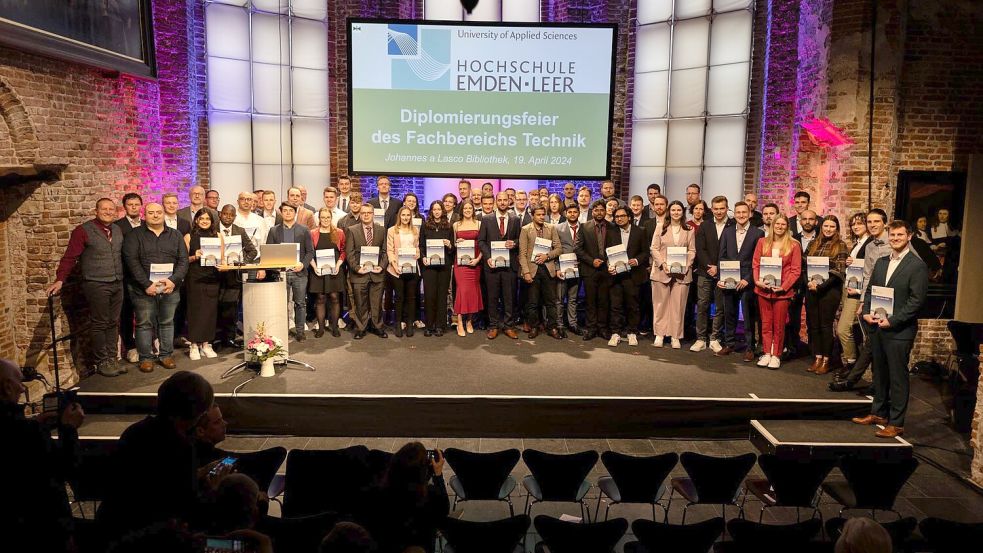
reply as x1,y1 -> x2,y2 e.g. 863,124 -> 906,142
518,206 -> 563,339
345,205 -> 388,339
287,186 -> 317,230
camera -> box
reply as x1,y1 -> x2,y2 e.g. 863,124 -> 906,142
426,449 -> 438,462
209,456 -> 238,477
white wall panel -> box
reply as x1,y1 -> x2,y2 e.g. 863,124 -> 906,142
253,0 -> 288,14
666,167 -> 703,201
252,13 -> 290,65
209,113 -> 253,164
704,117 -> 747,167
252,116 -> 292,165
292,165 -> 330,194
714,0 -> 752,11
211,163 -> 254,202
707,62 -> 749,115
666,119 -> 705,167
635,23 -> 671,73
291,19 -> 328,70
710,10 -> 752,65
206,4 -> 249,60
702,166 -> 744,201
638,0 -> 673,24
210,0 -> 247,6
424,0 -> 463,21
254,165 -> 293,196
208,57 -> 252,111
291,69 -> 328,117
252,62 -> 291,115
629,166 -> 666,199
633,71 -> 669,119
291,0 -> 327,21
291,118 -> 330,165
630,120 -> 668,166
463,0 -> 502,21
674,0 -> 711,19
669,67 -> 707,117
670,17 -> 709,70
502,0 -> 539,21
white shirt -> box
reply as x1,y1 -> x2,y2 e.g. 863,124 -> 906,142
164,215 -> 178,229
735,222 -> 750,251
261,209 -> 278,230
578,210 -> 589,224
934,222 -> 950,238
885,247 -> 910,283
714,218 -> 727,239
619,225 -> 630,245
378,196 -> 391,212
850,235 -> 868,259
495,210 -> 511,236
124,216 -> 142,228
800,230 -> 817,253
338,195 -> 351,214
235,210 -> 268,249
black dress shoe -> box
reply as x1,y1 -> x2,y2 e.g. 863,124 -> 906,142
314,328 -> 325,338
377,329 -> 388,338
406,326 -> 414,337
331,328 -> 341,337
395,326 -> 403,337
567,327 -> 582,336
435,328 -> 444,337
829,379 -> 858,392
296,332 -> 306,342
600,330 -> 612,340
424,328 -> 433,337
354,331 -> 365,340
582,330 -> 596,341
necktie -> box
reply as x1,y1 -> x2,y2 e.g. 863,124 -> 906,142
224,228 -> 231,236
382,199 -> 388,211
365,225 -> 373,244
571,225 -> 577,242
341,198 -> 348,212
499,216 -> 505,236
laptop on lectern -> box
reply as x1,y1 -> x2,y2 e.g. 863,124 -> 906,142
260,243 -> 299,267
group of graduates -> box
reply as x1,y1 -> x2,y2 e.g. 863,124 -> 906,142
51,177 -> 946,437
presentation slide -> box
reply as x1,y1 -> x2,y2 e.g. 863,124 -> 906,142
348,19 -> 616,179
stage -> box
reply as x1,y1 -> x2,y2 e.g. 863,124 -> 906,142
77,334 -> 871,439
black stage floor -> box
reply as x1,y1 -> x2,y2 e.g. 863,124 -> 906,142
77,333 -> 871,438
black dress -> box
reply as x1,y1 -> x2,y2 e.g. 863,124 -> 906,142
187,233 -> 220,342
308,231 -> 346,294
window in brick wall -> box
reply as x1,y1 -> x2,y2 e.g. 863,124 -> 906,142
205,0 -> 330,203
629,0 -> 753,203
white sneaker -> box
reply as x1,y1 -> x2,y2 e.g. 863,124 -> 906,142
653,336 -> 664,347
337,318 -> 347,329
414,320 -> 426,329
671,337 -> 681,349
709,340 -> 723,353
768,356 -> 782,369
189,344 -> 201,361
126,348 -> 139,363
608,333 -> 621,347
627,334 -> 638,347
690,339 -> 707,352
757,354 -> 772,367
201,343 -> 217,358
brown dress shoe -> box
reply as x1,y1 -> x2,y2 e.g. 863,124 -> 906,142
548,328 -> 562,340
522,322 -> 532,333
715,346 -> 733,357
159,356 -> 177,370
486,328 -> 499,340
851,414 -> 888,426
504,328 -> 519,339
527,328 -> 539,339
743,350 -> 755,362
806,357 -> 820,372
814,358 -> 831,375
138,360 -> 154,373
875,425 -> 904,438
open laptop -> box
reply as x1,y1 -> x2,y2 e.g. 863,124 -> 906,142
260,243 -> 299,266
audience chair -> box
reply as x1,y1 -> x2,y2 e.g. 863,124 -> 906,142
819,456 -> 918,520
439,514 -> 530,553
826,516 -> 917,552
721,518 -> 825,553
69,440 -> 117,518
72,516 -> 108,553
623,517 -> 724,553
670,452 -> 756,524
233,446 -> 287,493
258,510 -> 340,553
367,448 -> 394,487
742,454 -> 836,523
919,517 -> 983,553
522,449 -> 599,522
282,445 -> 370,517
444,448 -> 521,516
596,451 -> 677,522
533,514 -> 628,553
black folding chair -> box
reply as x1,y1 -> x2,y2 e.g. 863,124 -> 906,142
596,451 -> 677,522
439,514 -> 530,553
919,517 -> 983,553
444,448 -> 521,516
282,445 -> 370,517
258,511 -> 340,553
819,456 -> 918,520
670,452 -> 756,524
69,440 -> 117,518
723,518 -> 825,553
522,449 -> 598,522
742,454 -> 835,522
533,515 -> 627,553
623,517 -> 724,553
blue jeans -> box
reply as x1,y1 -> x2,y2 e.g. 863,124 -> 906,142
129,283 -> 180,361
286,271 -> 308,332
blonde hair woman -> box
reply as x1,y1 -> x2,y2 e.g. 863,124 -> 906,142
386,207 -> 420,337
752,214 -> 802,369
309,207 -> 346,337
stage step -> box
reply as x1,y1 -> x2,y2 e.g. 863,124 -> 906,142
750,419 -> 913,461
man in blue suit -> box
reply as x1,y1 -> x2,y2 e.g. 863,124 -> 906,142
716,201 -> 764,358
854,220 -> 928,438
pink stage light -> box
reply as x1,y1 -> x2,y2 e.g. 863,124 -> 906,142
801,117 -> 853,148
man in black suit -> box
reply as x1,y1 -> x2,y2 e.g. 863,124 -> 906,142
629,195 -> 648,227
853,220 -> 928,438
367,175 -> 401,229
693,195 -> 733,353
641,194 -> 668,247
115,192 -> 144,363
265,203 -> 315,341
478,192 -> 521,339
575,200 -> 615,341
716,201 -> 764,358
511,189 -> 533,226
787,190 -> 812,236
787,209 -> 818,357
216,205 -> 258,347
644,183 -> 662,220
607,207 -> 649,347
745,192 -> 764,229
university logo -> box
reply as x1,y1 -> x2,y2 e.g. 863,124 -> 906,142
387,24 -> 450,90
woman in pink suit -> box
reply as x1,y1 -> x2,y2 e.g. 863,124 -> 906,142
752,214 -> 802,369
650,200 -> 696,349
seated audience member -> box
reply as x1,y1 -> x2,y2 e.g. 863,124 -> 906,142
834,517 -> 892,553
106,520 -> 200,553
0,358 -> 83,553
98,371 -> 229,537
320,522 -> 379,553
194,402 -> 230,465
358,443 -> 449,553
210,474 -> 263,534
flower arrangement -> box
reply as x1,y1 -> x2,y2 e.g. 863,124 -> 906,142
246,322 -> 284,362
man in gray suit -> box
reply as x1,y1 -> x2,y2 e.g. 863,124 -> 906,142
345,205 -> 388,339
518,207 -> 563,340
554,204 -> 582,335
177,186 -> 206,228
854,220 -> 928,438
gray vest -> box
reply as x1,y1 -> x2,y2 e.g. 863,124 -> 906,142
80,220 -> 124,282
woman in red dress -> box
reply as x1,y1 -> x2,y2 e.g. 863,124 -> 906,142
453,202 -> 484,337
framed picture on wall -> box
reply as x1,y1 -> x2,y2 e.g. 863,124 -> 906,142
895,170 -> 965,242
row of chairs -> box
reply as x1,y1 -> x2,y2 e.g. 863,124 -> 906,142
439,514 -> 983,553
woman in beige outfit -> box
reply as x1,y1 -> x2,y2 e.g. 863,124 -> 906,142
650,200 -> 697,348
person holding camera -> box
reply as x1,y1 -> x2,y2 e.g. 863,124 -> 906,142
0,358 -> 84,553
357,442 -> 449,553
